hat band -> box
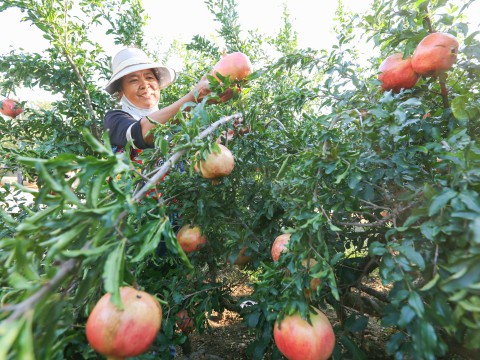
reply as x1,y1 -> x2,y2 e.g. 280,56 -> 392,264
112,61 -> 155,78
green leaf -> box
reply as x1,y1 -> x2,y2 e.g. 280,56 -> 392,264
62,243 -> 114,258
398,244 -> 425,270
442,261 -> 480,292
328,222 -> 342,232
103,239 -> 126,309
83,129 -> 112,155
16,311 -> 35,360
131,218 -> 166,262
451,95 -> 472,121
16,205 -> 60,232
163,222 -> 193,270
398,305 -> 416,328
472,217 -> 480,244
420,221 -> 439,241
420,273 -> 440,291
408,291 -> 424,317
247,311 -> 261,328
369,241 -> 387,256
0,318 -> 26,359
428,189 -> 457,216
345,314 -> 369,332
160,138 -> 169,157
275,154 -> 291,180
335,163 -> 350,184
42,222 -> 90,257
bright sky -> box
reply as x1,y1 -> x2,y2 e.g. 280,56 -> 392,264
0,0 -> 479,101
0,1 -> 373,56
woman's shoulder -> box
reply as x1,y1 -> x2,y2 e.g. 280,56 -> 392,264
105,109 -> 129,116
104,109 -> 133,121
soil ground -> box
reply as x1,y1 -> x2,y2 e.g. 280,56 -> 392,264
175,269 -> 393,360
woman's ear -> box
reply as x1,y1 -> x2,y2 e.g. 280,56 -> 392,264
115,88 -> 124,101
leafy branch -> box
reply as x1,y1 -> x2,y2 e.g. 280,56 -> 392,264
0,113 -> 243,324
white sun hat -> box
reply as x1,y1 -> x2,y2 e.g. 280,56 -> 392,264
105,48 -> 176,94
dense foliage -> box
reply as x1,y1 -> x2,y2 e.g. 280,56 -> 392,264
1,0 -> 479,359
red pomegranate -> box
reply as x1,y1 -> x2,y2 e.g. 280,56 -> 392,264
302,259 -> 322,298
176,309 -> 195,332
274,307 -> 335,360
378,53 -> 419,92
227,245 -> 252,267
0,98 -> 23,118
211,52 -> 253,82
194,144 -> 234,179
86,287 -> 162,359
411,32 -> 459,77
176,224 -> 207,253
271,233 -> 291,261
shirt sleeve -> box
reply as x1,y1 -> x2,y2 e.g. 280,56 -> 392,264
103,110 -> 152,149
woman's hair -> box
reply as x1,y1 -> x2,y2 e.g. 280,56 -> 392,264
110,68 -> 161,101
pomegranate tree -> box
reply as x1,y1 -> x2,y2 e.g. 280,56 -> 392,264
176,224 -> 207,253
274,307 -> 335,360
411,32 -> 459,77
378,53 -> 419,92
0,98 -> 23,118
86,287 -> 162,360
271,233 -> 291,261
194,144 -> 235,179
211,52 -> 253,82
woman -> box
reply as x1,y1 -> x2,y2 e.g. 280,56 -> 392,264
104,47 -> 219,154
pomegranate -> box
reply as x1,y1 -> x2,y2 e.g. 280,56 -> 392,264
176,309 -> 195,332
302,259 -> 321,297
271,233 -> 291,261
378,53 -> 419,92
194,144 -> 234,179
274,307 -> 335,360
86,287 -> 162,360
0,99 -> 23,118
411,32 -> 459,77
176,224 -> 207,253
227,246 -> 252,267
211,52 -> 253,82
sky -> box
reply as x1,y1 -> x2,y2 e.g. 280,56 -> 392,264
0,0 -> 479,101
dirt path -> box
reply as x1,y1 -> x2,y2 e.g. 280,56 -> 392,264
175,270 -> 393,360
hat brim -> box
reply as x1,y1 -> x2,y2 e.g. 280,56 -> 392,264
105,63 -> 176,94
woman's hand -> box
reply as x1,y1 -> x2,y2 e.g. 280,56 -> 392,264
192,76 -> 212,102
193,76 -> 237,104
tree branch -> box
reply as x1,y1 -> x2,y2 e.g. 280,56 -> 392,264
132,113 -> 243,202
2,258 -> 80,322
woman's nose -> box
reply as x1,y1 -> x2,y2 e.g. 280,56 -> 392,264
139,78 -> 149,88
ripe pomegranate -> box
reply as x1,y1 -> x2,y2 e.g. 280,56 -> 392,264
176,309 -> 195,332
176,224 -> 207,253
271,233 -> 291,261
227,246 -> 252,267
0,99 -> 23,118
211,52 -> 253,82
302,259 -> 321,297
274,307 -> 335,360
378,53 -> 419,92
194,144 -> 234,179
86,287 -> 162,360
411,32 -> 459,77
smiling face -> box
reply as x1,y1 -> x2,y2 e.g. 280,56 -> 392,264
119,69 -> 160,109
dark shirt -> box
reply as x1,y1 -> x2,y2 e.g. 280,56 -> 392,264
104,110 -> 152,149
